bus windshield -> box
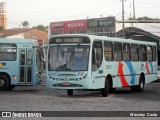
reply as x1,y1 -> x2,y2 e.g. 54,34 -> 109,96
48,44 -> 90,71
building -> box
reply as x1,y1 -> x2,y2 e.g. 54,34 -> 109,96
0,28 -> 48,45
116,20 -> 160,50
0,2 -> 7,29
117,20 -> 160,37
50,17 -> 160,46
50,17 -> 116,37
50,17 -> 160,38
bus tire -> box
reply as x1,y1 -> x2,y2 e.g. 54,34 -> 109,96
0,75 -> 10,91
67,89 -> 73,96
7,85 -> 15,91
136,75 -> 145,92
101,78 -> 109,97
131,75 -> 144,92
108,76 -> 116,93
109,88 -> 116,93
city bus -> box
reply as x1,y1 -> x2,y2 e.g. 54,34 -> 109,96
46,34 -> 157,97
0,38 -> 41,91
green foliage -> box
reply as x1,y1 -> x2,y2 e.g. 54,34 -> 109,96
33,25 -> 48,31
22,21 -> 29,28
137,16 -> 160,20
0,26 -> 4,31
128,16 -> 160,20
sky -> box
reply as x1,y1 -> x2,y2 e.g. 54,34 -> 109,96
1,0 -> 160,28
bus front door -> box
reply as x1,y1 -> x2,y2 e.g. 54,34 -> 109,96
19,49 -> 33,84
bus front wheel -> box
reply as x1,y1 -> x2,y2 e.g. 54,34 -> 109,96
67,89 -> 73,96
101,79 -> 109,97
7,85 -> 15,90
0,75 -> 10,91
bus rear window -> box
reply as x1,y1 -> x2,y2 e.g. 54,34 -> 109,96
0,44 -> 17,61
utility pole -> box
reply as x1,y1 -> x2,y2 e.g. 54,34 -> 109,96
121,0 -> 126,29
133,0 -> 136,19
120,0 -> 126,37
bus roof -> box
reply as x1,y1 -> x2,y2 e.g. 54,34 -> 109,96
50,34 -> 157,46
0,38 -> 39,45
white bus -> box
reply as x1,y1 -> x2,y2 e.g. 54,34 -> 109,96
46,34 -> 157,97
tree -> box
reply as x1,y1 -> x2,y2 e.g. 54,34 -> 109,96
0,26 -> 4,31
33,25 -> 48,31
137,16 -> 154,20
128,16 -> 160,20
22,21 -> 29,28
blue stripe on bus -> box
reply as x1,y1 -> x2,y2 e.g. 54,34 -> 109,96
125,61 -> 135,85
149,62 -> 153,73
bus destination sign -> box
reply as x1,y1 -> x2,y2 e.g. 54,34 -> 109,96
49,37 -> 90,44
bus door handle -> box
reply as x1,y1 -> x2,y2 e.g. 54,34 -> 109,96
99,70 -> 103,74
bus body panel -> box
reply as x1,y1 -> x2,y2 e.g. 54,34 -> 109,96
46,71 -> 93,89
110,61 -> 157,88
91,61 -> 157,89
0,61 -> 19,85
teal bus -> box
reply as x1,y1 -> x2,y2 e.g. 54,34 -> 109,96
46,34 -> 157,97
0,38 -> 41,90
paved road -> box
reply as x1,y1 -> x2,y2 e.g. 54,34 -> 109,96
0,81 -> 160,120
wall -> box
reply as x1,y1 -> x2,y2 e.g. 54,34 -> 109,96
24,29 -> 48,44
5,33 -> 24,38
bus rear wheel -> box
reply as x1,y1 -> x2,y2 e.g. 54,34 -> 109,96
67,89 -> 73,96
131,76 -> 144,92
101,79 -> 109,97
0,75 -> 10,91
137,76 -> 144,92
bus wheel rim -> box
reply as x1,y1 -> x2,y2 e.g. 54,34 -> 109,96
140,80 -> 144,89
0,79 -> 5,87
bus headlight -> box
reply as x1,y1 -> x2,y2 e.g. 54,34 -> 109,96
12,76 -> 17,80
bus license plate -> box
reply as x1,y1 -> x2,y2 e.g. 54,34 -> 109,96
62,82 -> 70,86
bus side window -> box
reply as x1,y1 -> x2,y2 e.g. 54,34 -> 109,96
153,46 -> 157,61
0,43 -> 17,61
147,46 -> 153,61
139,45 -> 147,61
104,41 -> 113,61
92,41 -> 103,71
123,43 -> 131,61
131,44 -> 139,61
114,42 -> 122,61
